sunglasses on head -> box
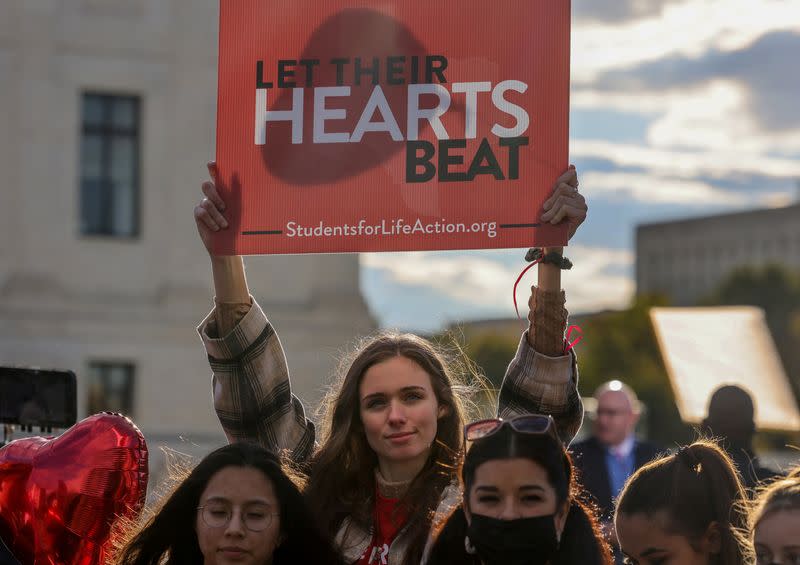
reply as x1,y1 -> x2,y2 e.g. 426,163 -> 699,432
464,414 -> 560,444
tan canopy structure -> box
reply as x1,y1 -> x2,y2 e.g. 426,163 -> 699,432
650,306 -> 800,431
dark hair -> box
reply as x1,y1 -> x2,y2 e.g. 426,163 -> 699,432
428,426 -> 612,565
114,442 -> 342,565
615,440 -> 753,564
305,332 -> 473,565
702,385 -> 756,444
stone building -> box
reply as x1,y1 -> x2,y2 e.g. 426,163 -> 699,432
0,1 -> 374,447
636,204 -> 800,305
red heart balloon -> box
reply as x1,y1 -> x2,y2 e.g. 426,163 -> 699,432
0,413 -> 148,565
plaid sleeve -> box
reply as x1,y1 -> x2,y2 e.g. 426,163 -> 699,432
197,299 -> 315,463
497,331 -> 583,446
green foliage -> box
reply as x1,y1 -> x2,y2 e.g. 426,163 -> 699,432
426,328 -> 512,419
461,332 -> 520,390
438,264 -> 800,446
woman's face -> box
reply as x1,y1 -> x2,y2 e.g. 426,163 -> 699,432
196,466 -> 282,565
466,458 -> 560,521
359,355 -> 444,473
754,509 -> 800,565
615,511 -> 718,565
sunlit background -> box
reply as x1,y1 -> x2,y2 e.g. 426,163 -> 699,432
363,0 -> 800,331
0,0 -> 798,479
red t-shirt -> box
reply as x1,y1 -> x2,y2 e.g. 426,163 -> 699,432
354,489 -> 408,565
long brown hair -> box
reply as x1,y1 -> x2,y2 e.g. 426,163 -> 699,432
304,332 -> 476,565
615,440 -> 754,564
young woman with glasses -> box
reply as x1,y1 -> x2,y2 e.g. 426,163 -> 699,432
426,414 -> 612,564
114,442 -> 342,564
193,163 -> 588,564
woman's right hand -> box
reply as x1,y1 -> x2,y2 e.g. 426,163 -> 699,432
194,161 -> 229,256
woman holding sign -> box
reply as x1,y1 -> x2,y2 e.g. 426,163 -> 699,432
194,163 -> 587,565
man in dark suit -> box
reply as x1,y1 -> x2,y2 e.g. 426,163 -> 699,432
570,380 -> 660,563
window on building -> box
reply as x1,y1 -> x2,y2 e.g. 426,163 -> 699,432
79,93 -> 141,237
87,361 -> 135,416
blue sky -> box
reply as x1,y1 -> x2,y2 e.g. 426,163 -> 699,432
360,0 -> 800,332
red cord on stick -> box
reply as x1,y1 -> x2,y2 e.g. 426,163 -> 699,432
564,325 -> 583,353
512,257 -> 542,320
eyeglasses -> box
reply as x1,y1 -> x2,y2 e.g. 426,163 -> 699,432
197,502 -> 279,531
464,414 -> 560,444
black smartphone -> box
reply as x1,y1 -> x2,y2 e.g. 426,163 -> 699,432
0,367 -> 77,429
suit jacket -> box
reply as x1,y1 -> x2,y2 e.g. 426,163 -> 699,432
570,436 -> 661,520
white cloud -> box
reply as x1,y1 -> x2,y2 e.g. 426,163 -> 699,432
362,252 -> 514,309
572,88 -> 682,114
572,80 -> 800,163
572,0 -> 800,82
581,171 -> 749,206
644,81 -> 800,154
571,138 -> 800,179
361,246 -> 635,323
563,247 -> 635,314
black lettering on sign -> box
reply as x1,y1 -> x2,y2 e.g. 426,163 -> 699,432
404,137 -> 529,182
256,60 -> 273,88
406,141 -> 436,183
277,60 -> 297,88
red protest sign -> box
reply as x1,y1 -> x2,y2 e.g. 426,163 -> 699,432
214,0 -> 570,255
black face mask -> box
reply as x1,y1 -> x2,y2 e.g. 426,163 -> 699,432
466,513 -> 559,565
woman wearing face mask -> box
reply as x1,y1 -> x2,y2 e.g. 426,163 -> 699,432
614,440 -> 754,565
751,466 -> 800,565
194,163 -> 588,565
426,414 -> 613,565
114,442 -> 343,564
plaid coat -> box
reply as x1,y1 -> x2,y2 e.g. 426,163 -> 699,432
198,299 -> 583,563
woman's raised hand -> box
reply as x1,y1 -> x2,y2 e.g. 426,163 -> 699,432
194,161 -> 229,256
540,164 -> 587,242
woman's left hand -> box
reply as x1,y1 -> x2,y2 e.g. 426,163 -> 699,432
540,164 -> 587,242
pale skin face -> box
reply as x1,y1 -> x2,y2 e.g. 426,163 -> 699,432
359,355 -> 446,482
615,511 -> 720,565
754,509 -> 800,565
196,466 -> 282,565
464,458 -> 567,535
594,390 -> 639,447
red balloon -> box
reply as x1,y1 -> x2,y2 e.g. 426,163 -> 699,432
0,413 -> 148,565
